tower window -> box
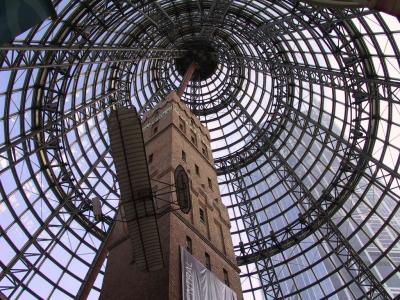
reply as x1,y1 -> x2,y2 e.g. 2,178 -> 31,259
190,130 -> 197,146
199,208 -> 205,223
201,142 -> 208,158
179,117 -> 186,133
182,150 -> 186,162
152,121 -> 159,135
223,269 -> 229,286
195,164 -> 200,175
148,153 -> 153,164
205,252 -> 211,270
186,236 -> 192,254
208,177 -> 212,190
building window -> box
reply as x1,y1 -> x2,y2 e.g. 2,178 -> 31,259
152,121 -> 159,135
182,150 -> 186,162
186,236 -> 192,254
190,130 -> 197,146
205,252 -> 211,270
195,164 -> 199,175
223,269 -> 229,286
201,142 -> 208,158
208,177 -> 212,190
179,117 -> 186,133
199,208 -> 205,223
148,153 -> 153,164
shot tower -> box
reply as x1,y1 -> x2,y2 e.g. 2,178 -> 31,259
100,49 -> 242,300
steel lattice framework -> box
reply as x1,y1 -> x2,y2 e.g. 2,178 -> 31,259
0,1 -> 400,299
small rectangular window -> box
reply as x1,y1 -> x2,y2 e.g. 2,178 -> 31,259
195,164 -> 200,175
179,117 -> 186,133
223,269 -> 229,286
190,130 -> 197,146
199,208 -> 205,223
186,236 -> 192,254
148,153 -> 153,164
205,252 -> 211,270
182,150 -> 186,162
208,178 -> 212,190
152,121 -> 159,135
201,142 -> 208,158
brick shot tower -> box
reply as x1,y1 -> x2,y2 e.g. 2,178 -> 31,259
100,91 -> 242,299
100,55 -> 242,299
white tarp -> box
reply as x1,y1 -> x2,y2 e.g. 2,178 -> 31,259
181,246 -> 237,300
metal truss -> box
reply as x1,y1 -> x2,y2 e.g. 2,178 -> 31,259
155,53 -> 246,115
232,84 -> 400,260
1,0 -> 400,299
199,0 -> 233,39
225,54 -> 400,92
0,91 -> 116,172
249,1 -> 374,41
214,55 -> 400,175
213,73 -> 288,175
0,45 -> 185,71
231,91 -> 389,298
0,69 -> 127,297
125,0 -> 177,42
229,170 -> 284,299
233,13 -> 393,297
34,66 -> 120,239
137,83 -> 172,116
215,10 -> 400,177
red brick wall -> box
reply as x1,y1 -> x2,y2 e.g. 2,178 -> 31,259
101,92 -> 242,299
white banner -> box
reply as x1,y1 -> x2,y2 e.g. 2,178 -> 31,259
181,246 -> 237,300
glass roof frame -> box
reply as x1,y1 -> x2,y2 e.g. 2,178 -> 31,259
0,0 -> 400,299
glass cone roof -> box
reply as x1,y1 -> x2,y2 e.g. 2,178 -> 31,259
0,0 -> 400,299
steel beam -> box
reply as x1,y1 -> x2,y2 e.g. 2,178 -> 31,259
224,54 -> 400,91
199,0 -> 233,39
0,46 -> 185,71
230,95 -> 389,298
0,146 -> 111,296
228,169 -> 284,299
0,91 -> 119,173
125,1 -> 177,42
248,1 -> 374,41
77,224 -> 116,300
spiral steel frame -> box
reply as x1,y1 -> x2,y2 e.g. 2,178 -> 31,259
0,0 -> 400,299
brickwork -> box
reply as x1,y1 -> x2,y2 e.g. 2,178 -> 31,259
101,92 -> 242,299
